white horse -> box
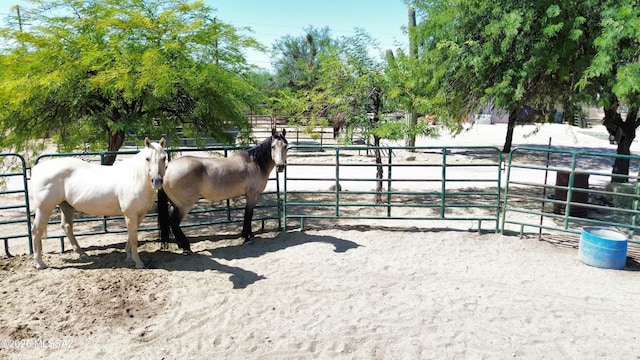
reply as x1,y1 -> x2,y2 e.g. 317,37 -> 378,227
30,138 -> 167,269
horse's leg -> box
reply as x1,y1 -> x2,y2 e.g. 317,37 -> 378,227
32,208 -> 52,269
157,189 -> 171,249
170,206 -> 192,254
59,202 -> 88,259
123,214 -> 144,269
124,235 -> 131,261
125,212 -> 147,258
242,196 -> 258,244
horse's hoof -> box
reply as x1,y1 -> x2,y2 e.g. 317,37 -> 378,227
244,239 -> 254,245
79,253 -> 89,259
36,263 -> 48,270
182,250 -> 193,256
135,263 -> 145,269
125,256 -> 134,263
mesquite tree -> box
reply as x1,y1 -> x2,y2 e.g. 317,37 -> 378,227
408,0 -> 598,151
312,30 -> 434,202
410,0 -> 640,182
0,0 -> 262,164
578,1 -> 640,182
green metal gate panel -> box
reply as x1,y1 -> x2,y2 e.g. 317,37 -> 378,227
0,153 -> 32,256
282,145 -> 503,232
501,146 -> 640,242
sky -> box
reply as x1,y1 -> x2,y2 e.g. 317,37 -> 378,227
0,0 -> 410,71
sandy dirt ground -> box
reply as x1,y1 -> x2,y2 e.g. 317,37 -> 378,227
1,122 -> 640,360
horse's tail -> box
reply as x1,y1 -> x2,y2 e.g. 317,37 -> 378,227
157,188 -> 172,246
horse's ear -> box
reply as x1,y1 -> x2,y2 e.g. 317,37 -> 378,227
159,137 -> 166,148
271,128 -> 276,137
281,128 -> 286,137
144,137 -> 151,148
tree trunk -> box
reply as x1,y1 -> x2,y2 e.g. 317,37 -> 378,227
405,5 -> 418,149
602,95 -> 640,183
103,129 -> 125,165
502,105 -> 539,153
502,107 -> 519,153
368,85 -> 384,204
373,135 -> 383,204
602,95 -> 619,137
405,112 -> 417,148
611,107 -> 638,183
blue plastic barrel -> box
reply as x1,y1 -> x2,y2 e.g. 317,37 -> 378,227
579,227 -> 628,270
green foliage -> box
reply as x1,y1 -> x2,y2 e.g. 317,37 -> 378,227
408,0 -> 601,121
309,30 -> 389,136
271,26 -> 335,92
0,0 -> 262,156
578,0 -> 640,107
264,11 -> 449,145
269,26 -> 422,143
370,120 -> 437,141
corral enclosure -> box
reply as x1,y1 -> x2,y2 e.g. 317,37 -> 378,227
2,127 -> 639,257
1,123 -> 640,359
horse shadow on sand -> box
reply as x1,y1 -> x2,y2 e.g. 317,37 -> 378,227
58,231 -> 360,288
205,230 -> 361,261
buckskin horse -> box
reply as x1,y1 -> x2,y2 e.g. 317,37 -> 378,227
158,129 -> 288,254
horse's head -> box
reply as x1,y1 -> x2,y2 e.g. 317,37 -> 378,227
143,137 -> 167,190
271,128 -> 288,172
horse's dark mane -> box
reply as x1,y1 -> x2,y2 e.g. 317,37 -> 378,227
247,137 -> 272,174
246,134 -> 287,174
